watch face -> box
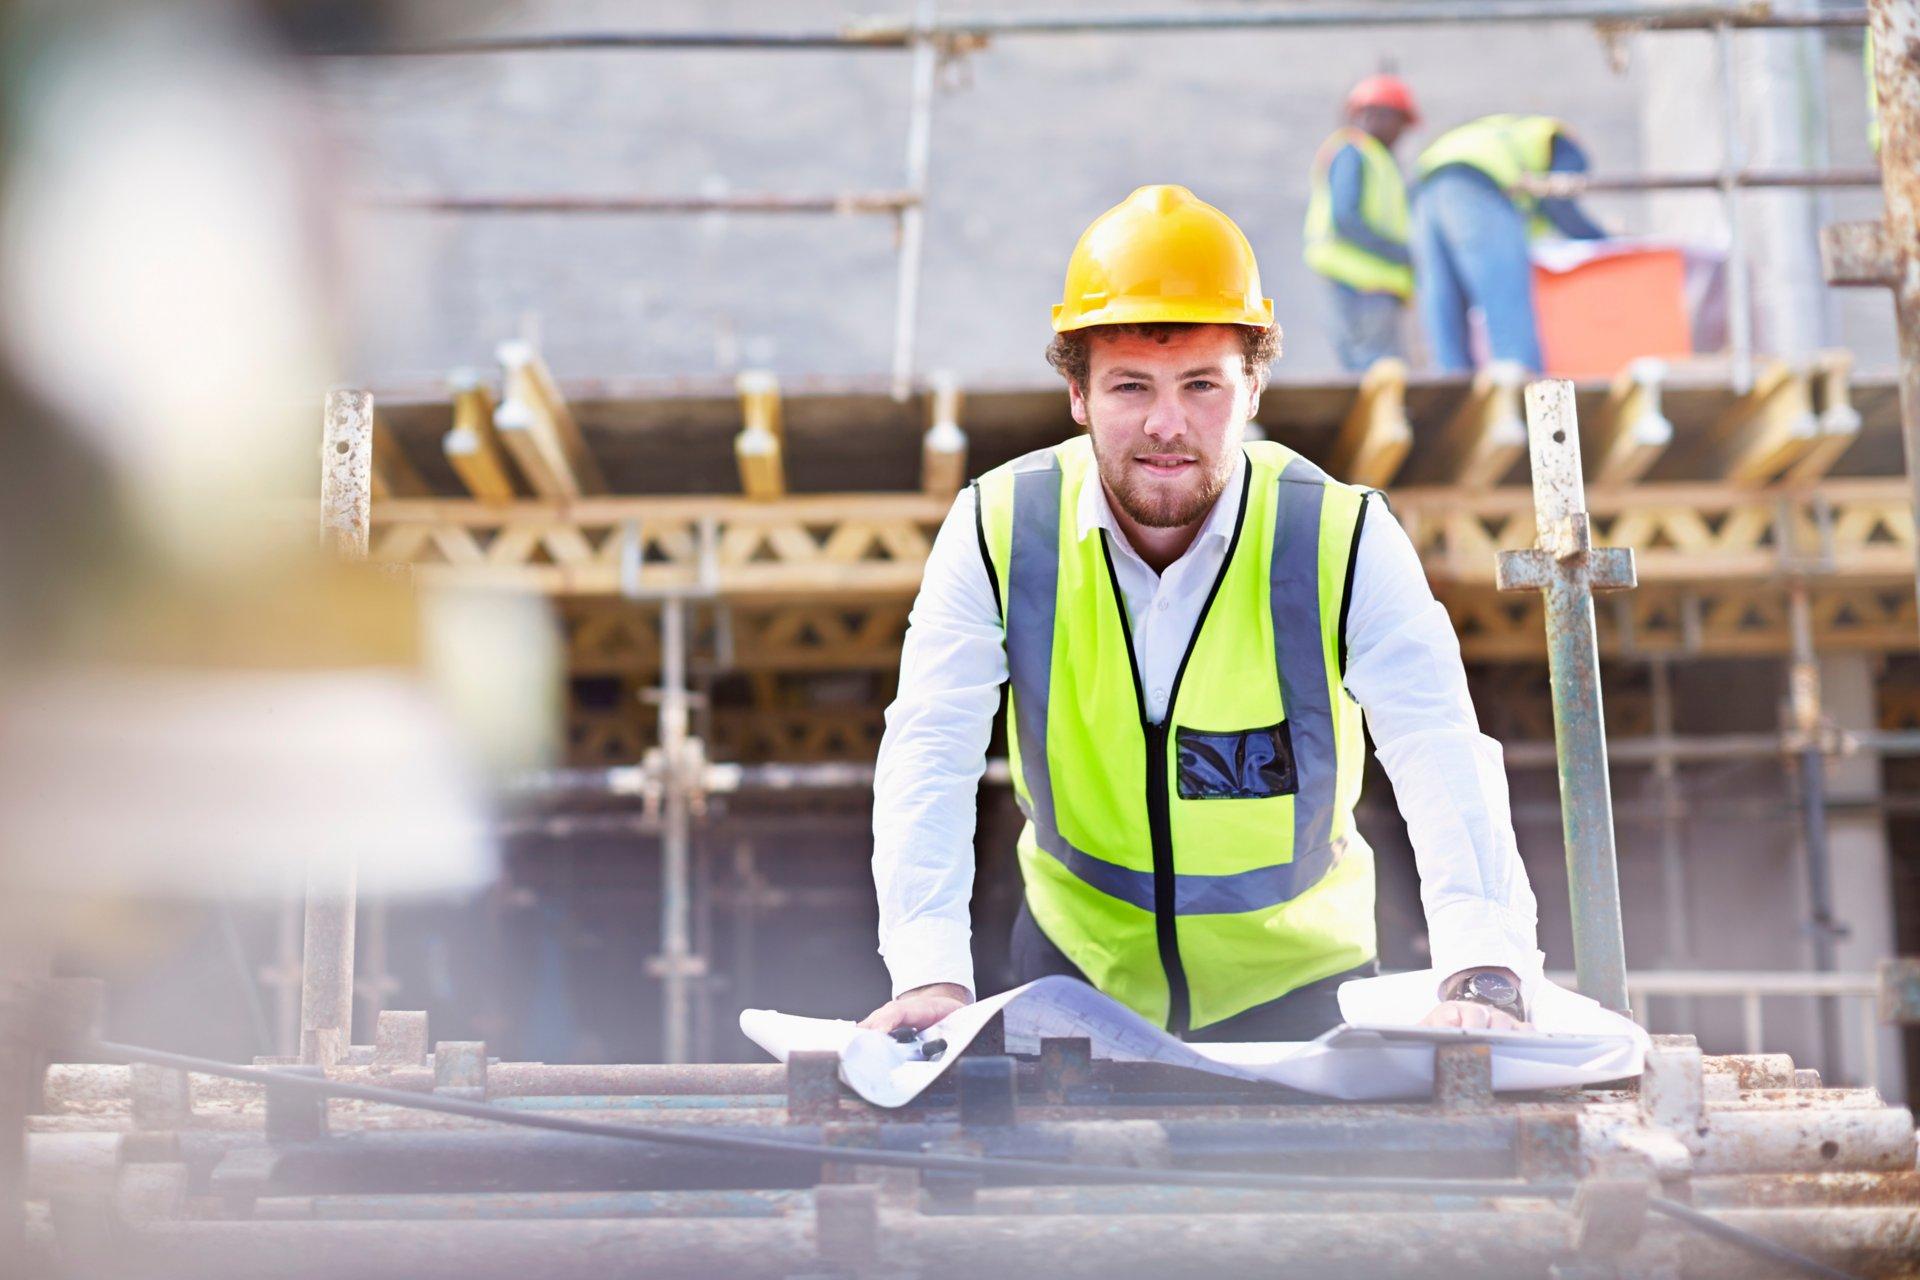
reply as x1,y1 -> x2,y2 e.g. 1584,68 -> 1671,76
1467,972 -> 1518,1005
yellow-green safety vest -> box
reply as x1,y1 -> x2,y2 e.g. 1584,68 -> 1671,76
1416,113 -> 1565,236
1303,127 -> 1413,300
974,435 -> 1378,1034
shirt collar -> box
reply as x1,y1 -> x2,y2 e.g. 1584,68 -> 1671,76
1077,448 -> 1248,555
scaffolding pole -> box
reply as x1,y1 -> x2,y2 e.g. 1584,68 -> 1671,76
301,389 -> 373,1067
888,1 -> 939,402
1822,0 -> 1920,629
318,3 -> 1867,54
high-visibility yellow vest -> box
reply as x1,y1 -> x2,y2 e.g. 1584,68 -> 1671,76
974,436 -> 1378,1033
1416,113 -> 1565,233
1303,128 -> 1413,299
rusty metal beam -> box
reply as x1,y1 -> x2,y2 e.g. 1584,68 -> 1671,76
373,192 -> 919,217
1821,0 -> 1920,627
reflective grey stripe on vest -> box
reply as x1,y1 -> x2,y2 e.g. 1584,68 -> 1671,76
1005,451 -> 1341,917
1267,458 -> 1339,898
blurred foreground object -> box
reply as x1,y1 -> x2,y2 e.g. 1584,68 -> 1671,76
0,2 -> 554,964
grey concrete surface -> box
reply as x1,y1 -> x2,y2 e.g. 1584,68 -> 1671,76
317,0 -> 1685,386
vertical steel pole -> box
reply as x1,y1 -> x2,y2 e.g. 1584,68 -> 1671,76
1495,381 -> 1636,1013
888,0 -> 938,402
660,595 -> 693,1064
1788,585 -> 1846,1080
1823,0 -> 1920,621
1872,0 -> 1920,622
302,388 -> 372,1066
1716,22 -> 1755,391
1649,657 -> 1694,1030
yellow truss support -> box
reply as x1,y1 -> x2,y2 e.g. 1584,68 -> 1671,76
1782,350 -> 1863,484
1586,358 -> 1673,486
495,340 -> 607,498
442,371 -> 517,503
922,371 -> 968,500
1326,357 -> 1411,488
736,370 -> 786,500
1429,361 -> 1527,488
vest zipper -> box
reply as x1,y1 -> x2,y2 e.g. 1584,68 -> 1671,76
1142,719 -> 1190,1035
1097,459 -> 1253,1038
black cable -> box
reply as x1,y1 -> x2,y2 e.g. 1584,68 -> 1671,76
1650,1199 -> 1860,1280
89,1039 -> 1564,1198
88,1040 -> 1863,1280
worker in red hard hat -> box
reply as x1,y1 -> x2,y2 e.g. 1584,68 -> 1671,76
1302,75 -> 1420,372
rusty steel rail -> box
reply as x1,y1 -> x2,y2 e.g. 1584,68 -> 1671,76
316,3 -> 1866,55
1524,167 -> 1884,196
368,191 -> 920,217
1824,0 -> 1920,627
22,1034 -> 1911,1280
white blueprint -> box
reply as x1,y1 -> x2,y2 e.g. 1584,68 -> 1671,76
738,970 -> 1647,1107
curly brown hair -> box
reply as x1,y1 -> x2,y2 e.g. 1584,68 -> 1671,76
1045,322 -> 1282,394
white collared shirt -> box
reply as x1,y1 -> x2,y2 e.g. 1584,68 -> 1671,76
872,451 -> 1541,999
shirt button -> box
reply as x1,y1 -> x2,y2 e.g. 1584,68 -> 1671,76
1152,687 -> 1167,702
1156,598 -> 1170,611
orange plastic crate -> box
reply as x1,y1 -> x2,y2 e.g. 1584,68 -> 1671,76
1532,246 -> 1691,379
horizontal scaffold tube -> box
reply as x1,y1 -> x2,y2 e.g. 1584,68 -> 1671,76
86,1208 -> 1920,1280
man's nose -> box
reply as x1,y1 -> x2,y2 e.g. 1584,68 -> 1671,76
1141,392 -> 1186,442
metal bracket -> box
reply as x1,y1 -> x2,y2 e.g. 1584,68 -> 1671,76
786,1049 -> 842,1122
1433,1042 -> 1494,1111
1038,1036 -> 1092,1105
263,1064 -> 328,1144
372,1010 -> 429,1069
432,1040 -> 488,1101
956,1056 -> 1017,1129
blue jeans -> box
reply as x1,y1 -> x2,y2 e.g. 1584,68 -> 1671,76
1327,281 -> 1406,372
1410,166 -> 1543,373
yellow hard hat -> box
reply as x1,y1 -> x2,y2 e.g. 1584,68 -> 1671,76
1052,184 -> 1274,333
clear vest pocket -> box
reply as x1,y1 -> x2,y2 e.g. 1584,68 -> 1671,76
1174,722 -> 1298,800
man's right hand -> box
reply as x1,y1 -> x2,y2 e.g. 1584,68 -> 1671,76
858,982 -> 971,1034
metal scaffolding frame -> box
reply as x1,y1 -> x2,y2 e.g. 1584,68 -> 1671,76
298,0 -> 1920,1076
336,1 -> 1881,412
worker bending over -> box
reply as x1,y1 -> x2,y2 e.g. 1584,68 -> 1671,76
862,185 -> 1540,1042
1303,75 -> 1418,372
1411,114 -> 1607,373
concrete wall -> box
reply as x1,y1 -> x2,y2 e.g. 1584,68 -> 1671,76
319,0 -> 1664,386
317,5 -> 1898,388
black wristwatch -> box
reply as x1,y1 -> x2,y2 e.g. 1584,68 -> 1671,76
1442,970 -> 1526,1020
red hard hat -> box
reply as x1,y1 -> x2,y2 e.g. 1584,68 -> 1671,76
1347,75 -> 1419,125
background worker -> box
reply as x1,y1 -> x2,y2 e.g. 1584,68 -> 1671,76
1410,114 -> 1608,373
859,184 -> 1541,1042
1303,74 -> 1419,371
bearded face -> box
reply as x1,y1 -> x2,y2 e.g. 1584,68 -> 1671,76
1068,326 -> 1258,532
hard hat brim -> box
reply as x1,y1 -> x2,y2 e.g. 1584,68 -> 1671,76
1051,296 -> 1275,334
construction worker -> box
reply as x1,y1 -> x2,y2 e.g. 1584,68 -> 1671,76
1303,75 -> 1418,371
860,185 -> 1540,1042
1410,115 -> 1608,373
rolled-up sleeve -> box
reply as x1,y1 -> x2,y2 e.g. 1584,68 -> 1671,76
871,486 -> 1007,999
1341,498 -> 1542,988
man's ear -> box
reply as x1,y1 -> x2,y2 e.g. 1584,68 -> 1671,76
1066,378 -> 1090,428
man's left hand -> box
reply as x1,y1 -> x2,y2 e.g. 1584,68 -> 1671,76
1420,1000 -> 1528,1031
